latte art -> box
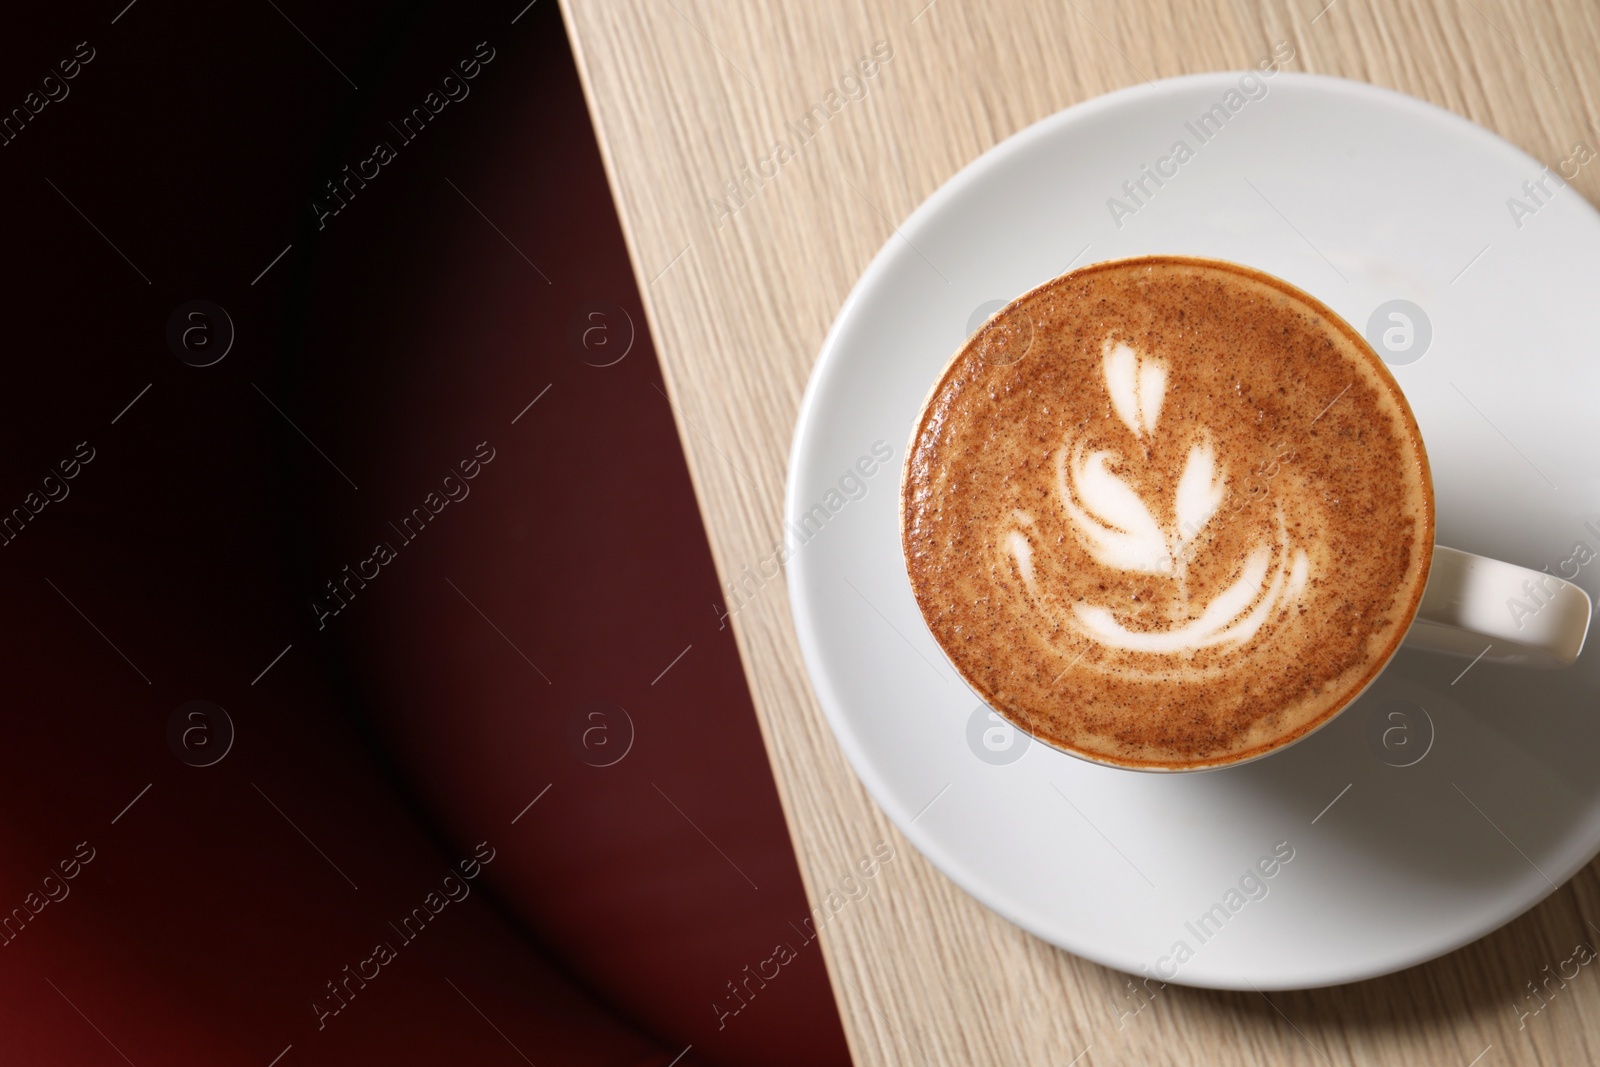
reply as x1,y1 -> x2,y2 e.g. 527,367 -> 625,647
902,258 -> 1433,769
1012,338 -> 1312,657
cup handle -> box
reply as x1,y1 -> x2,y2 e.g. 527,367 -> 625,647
1402,545 -> 1593,667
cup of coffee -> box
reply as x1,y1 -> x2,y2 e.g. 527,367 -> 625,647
900,255 -> 1592,772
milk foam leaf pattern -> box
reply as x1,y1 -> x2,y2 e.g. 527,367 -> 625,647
1174,437 -> 1226,552
1104,339 -> 1167,438
1056,444 -> 1171,575
1033,336 -> 1310,654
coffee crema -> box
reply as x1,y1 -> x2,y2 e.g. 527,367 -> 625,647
901,257 -> 1433,770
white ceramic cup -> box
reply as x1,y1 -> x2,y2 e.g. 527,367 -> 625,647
911,255 -> 1594,772
1406,545 -> 1590,667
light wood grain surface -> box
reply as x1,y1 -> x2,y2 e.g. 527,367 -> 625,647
557,1 -> 1600,1063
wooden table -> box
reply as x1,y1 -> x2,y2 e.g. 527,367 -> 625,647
557,2 -> 1600,1063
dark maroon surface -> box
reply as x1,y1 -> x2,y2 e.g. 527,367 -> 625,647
0,2 -> 849,1064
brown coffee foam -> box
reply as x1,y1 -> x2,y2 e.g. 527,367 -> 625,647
901,257 -> 1434,770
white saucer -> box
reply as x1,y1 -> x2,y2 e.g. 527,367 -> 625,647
786,72 -> 1600,989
